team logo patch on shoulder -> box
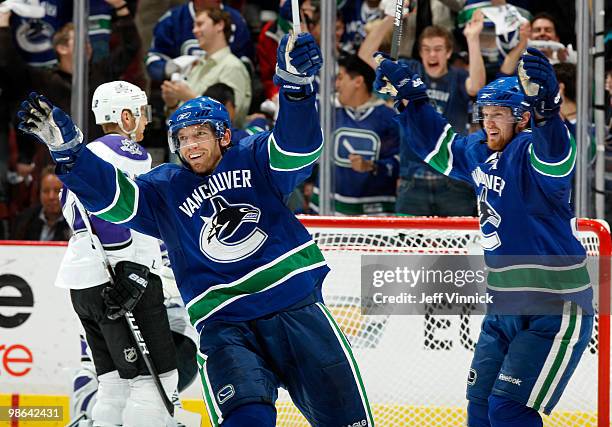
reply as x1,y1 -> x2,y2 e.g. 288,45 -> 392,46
199,196 -> 268,263
120,139 -> 143,156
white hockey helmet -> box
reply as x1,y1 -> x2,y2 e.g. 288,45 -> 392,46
92,81 -> 151,125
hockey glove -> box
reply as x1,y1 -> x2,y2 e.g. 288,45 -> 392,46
274,32 -> 322,97
17,92 -> 84,165
373,52 -> 429,104
517,47 -> 560,118
101,261 -> 150,320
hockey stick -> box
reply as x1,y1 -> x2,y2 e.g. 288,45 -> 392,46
389,0 -> 404,60
73,198 -> 175,417
291,0 -> 301,35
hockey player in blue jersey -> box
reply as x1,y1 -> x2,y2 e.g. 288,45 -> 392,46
17,32 -> 374,427
373,48 -> 593,426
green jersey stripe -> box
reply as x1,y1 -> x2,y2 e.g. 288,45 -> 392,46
487,264 -> 590,292
531,303 -> 578,410
93,168 -> 139,224
424,124 -> 456,176
316,303 -> 375,426
188,242 -> 326,325
268,133 -> 323,171
197,352 -> 222,426
529,132 -> 576,177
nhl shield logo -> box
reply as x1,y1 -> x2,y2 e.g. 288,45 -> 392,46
124,347 -> 138,363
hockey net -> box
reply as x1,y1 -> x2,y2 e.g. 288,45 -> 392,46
273,216 -> 611,427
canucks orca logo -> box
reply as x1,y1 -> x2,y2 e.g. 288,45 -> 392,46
477,188 -> 502,251
15,20 -> 54,55
199,196 -> 268,263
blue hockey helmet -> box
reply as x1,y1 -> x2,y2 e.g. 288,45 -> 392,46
473,76 -> 531,123
167,97 -> 231,153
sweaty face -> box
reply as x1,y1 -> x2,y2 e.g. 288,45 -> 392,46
419,37 -> 451,78
481,106 -> 518,151
178,124 -> 224,174
531,18 -> 559,42
40,173 -> 63,216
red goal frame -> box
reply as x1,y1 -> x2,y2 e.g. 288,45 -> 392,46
299,215 -> 611,427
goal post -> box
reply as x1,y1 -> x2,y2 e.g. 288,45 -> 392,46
272,216 -> 611,427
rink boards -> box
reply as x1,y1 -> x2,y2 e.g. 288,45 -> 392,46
0,243 -> 603,427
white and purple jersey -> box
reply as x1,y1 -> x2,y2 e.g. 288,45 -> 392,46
55,134 -> 162,290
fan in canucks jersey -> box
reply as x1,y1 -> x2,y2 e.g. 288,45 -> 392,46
18,32 -> 374,427
374,48 -> 593,427
311,54 -> 399,215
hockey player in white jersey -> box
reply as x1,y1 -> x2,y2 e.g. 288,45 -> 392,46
55,81 -> 179,427
373,48 -> 594,426
18,33 -> 374,426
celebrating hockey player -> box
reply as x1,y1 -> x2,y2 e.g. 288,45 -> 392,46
373,48 -> 593,427
54,81 -> 179,427
18,32 -> 374,426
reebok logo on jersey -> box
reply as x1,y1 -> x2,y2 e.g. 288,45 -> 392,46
217,384 -> 235,404
498,373 -> 522,386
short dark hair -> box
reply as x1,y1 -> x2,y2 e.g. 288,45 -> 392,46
203,83 -> 236,107
553,62 -> 576,103
197,8 -> 232,44
531,12 -> 558,30
338,54 -> 375,93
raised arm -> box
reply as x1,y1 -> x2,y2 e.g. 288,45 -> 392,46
254,32 -> 323,196
518,47 -> 574,197
16,93 -> 161,237
374,54 -> 480,183
499,22 -> 530,76
463,10 -> 486,96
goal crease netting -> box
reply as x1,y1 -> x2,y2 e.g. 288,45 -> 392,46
273,216 -> 611,427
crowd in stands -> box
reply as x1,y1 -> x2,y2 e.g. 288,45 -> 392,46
0,0 -> 610,241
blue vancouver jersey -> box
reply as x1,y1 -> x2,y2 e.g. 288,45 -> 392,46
339,0 -> 382,54
311,99 -> 400,215
9,0 -> 112,67
58,92 -> 329,332
145,2 -> 253,82
397,100 -> 592,314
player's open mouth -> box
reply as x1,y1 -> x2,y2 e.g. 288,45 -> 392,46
189,153 -> 203,160
428,62 -> 439,68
